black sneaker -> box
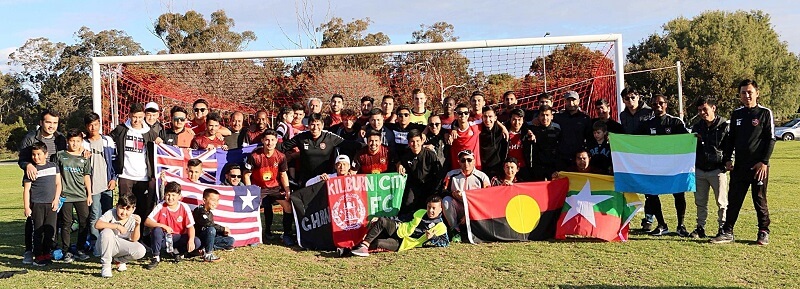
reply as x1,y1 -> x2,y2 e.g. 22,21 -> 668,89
756,230 -> 769,245
710,232 -> 735,244
640,219 -> 653,232
145,257 -> 160,270
649,225 -> 669,236
173,253 -> 183,263
676,225 -> 690,237
689,226 -> 706,238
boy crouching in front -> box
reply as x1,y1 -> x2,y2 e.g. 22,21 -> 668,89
94,194 -> 145,278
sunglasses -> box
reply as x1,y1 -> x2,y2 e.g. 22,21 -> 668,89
194,108 -> 207,113
397,113 -> 410,117
459,158 -> 474,163
428,123 -> 441,127
623,96 -> 638,101
172,117 -> 186,122
229,174 -> 241,178
457,111 -> 470,116
655,101 -> 668,105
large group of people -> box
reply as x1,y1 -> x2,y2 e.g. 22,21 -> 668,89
18,79 -> 775,276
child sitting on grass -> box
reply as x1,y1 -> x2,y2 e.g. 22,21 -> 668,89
192,188 -> 235,262
350,195 -> 449,257
94,194 -> 145,278
144,181 -> 200,270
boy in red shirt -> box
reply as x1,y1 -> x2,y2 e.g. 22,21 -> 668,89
144,181 -> 200,269
191,113 -> 226,150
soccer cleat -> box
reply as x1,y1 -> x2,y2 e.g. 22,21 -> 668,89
203,253 -> 222,262
23,251 -> 33,265
756,230 -> 770,245
649,225 -> 669,236
281,234 -> 296,247
75,250 -> 91,261
350,244 -> 370,257
145,257 -> 160,270
62,252 -> 74,263
101,265 -> 113,278
689,226 -> 707,238
676,225 -> 690,237
710,232 -> 735,244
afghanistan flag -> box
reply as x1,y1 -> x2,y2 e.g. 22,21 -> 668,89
463,179 -> 569,243
291,173 -> 406,250
555,172 -> 644,242
609,133 -> 696,194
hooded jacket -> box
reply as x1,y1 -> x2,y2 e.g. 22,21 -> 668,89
692,115 -> 729,171
110,119 -> 158,179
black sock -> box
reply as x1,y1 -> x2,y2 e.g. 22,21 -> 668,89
282,213 -> 294,236
263,209 -> 274,235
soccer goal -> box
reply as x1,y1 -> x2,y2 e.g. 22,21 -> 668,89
91,34 -> 624,131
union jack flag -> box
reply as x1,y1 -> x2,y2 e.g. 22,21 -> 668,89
155,143 -> 218,184
163,172 -> 262,247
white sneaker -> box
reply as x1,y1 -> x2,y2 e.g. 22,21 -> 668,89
117,262 -> 127,272
101,265 -> 113,278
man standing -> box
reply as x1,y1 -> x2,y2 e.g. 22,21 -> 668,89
691,96 -> 729,238
478,106 -> 508,179
355,130 -> 395,174
590,98 -> 624,134
439,97 -> 457,128
324,94 -> 344,129
18,109 -> 66,264
424,115 -> 448,168
356,96 -> 374,127
144,102 -> 164,136
158,106 -> 194,148
396,130 -> 441,215
387,106 -> 426,158
528,105 -> 561,181
380,95 -> 397,124
619,87 -> 654,231
505,108 -> 533,181
83,112 -> 118,243
244,110 -> 270,146
363,108 -> 397,153
712,79 -> 775,245
303,98 -> 324,126
224,112 -> 245,150
409,89 -> 430,125
553,91 -> 590,171
246,130 -> 294,244
110,103 -> 159,232
469,91 -> 486,121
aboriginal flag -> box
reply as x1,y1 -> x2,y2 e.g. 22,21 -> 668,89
463,179 -> 569,243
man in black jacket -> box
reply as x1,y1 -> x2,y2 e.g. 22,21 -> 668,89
712,79 -> 775,245
553,91 -> 590,171
690,96 -> 729,239
478,106 -> 508,179
396,130 -> 442,215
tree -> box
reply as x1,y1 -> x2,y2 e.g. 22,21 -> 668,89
626,10 -> 800,119
9,27 -> 145,129
300,17 -> 391,76
0,73 -> 36,126
154,10 -> 257,54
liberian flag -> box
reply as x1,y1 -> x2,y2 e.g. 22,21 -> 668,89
555,172 -> 643,242
163,172 -> 262,247
609,133 -> 696,194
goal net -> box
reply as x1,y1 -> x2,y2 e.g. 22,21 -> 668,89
92,34 -> 624,131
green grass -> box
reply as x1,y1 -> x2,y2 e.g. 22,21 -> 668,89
1,142 -> 800,288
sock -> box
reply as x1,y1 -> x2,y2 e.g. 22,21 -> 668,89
154,256 -> 160,262
264,209 -> 274,235
282,212 -> 294,235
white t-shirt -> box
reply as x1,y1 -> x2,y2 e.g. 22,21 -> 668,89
120,122 -> 150,181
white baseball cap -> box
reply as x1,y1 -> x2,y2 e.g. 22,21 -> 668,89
335,154 -> 350,164
145,102 -> 160,112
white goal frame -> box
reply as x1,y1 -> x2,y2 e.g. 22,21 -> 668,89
92,34 -> 625,128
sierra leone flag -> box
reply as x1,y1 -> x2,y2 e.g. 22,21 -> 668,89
609,133 -> 697,194
555,172 -> 643,242
463,179 -> 569,243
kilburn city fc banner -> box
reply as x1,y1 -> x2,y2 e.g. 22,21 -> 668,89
291,173 -> 407,250
463,179 -> 569,243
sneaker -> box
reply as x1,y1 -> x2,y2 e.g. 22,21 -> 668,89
173,253 -> 183,263
145,257 -> 160,270
689,226 -> 707,238
350,244 -> 370,257
676,225 -> 690,237
282,234 -> 296,246
756,230 -> 769,245
649,225 -> 669,236
62,252 -> 75,263
263,232 -> 279,242
336,247 -> 351,257
117,262 -> 128,272
451,233 -> 462,243
710,232 -> 735,244
23,251 -> 33,265
640,219 -> 653,232
101,265 -> 113,278
75,250 -> 90,261
222,246 -> 235,251
203,253 -> 222,262
33,255 -> 52,267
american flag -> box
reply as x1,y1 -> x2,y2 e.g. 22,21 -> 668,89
155,143 -> 219,184
163,172 -> 262,247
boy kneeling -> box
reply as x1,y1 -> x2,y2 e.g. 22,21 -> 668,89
144,181 -> 200,269
351,195 -> 449,257
192,189 -> 235,262
94,194 -> 145,278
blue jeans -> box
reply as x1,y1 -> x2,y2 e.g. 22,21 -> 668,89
150,228 -> 201,256
198,227 -> 235,253
89,190 -> 114,239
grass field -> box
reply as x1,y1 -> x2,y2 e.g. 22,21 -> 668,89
1,142 -> 799,288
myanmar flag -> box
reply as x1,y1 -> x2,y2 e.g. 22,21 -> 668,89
463,179 -> 569,243
555,172 -> 643,242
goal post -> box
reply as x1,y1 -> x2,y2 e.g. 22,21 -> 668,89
92,33 -> 624,130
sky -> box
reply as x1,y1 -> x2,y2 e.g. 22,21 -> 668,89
2,0 -> 799,73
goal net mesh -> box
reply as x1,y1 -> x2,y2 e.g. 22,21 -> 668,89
99,40 -> 618,131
